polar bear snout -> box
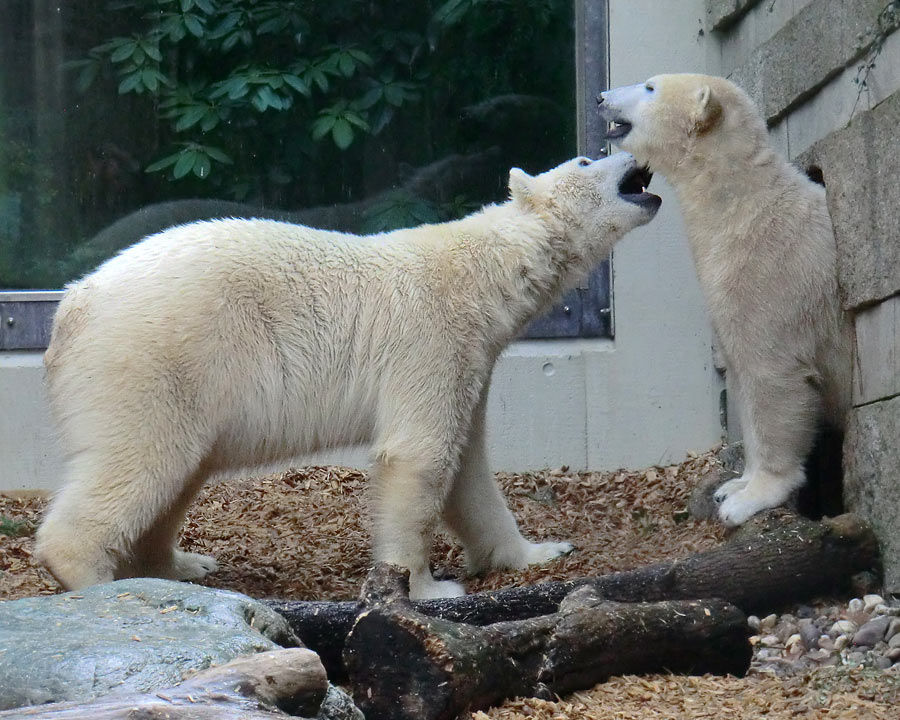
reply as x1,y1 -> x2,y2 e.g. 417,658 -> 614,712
597,86 -> 640,141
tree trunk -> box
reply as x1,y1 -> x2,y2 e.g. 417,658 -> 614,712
2,648 -> 328,719
343,563 -> 751,720
268,510 -> 880,676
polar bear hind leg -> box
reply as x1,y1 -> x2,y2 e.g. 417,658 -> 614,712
35,430 -> 216,590
442,392 -> 573,575
715,364 -> 820,526
124,461 -> 218,581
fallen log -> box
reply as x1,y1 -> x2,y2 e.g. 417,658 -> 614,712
2,648 -> 329,719
268,510 -> 880,675
343,563 -> 751,720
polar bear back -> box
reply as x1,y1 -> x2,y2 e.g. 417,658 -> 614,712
45,217 -> 486,467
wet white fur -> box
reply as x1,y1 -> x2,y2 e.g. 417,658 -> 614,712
35,153 -> 658,599
599,74 -> 851,526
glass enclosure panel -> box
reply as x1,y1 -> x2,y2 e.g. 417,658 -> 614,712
0,0 -> 577,293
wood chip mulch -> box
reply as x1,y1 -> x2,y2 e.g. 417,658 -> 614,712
3,449 -> 899,718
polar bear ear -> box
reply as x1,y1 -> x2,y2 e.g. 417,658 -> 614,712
693,84 -> 723,133
508,167 -> 537,207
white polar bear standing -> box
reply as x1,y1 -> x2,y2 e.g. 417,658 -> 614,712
35,153 -> 661,599
598,73 -> 852,527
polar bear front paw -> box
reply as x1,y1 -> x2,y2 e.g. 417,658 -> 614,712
521,540 -> 576,566
466,538 -> 575,575
409,575 -> 466,600
714,471 -> 799,527
167,550 -> 219,581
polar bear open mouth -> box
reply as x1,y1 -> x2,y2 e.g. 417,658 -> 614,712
605,120 -> 632,139
618,166 -> 659,207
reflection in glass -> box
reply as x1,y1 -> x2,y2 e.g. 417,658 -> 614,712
0,1 -> 575,290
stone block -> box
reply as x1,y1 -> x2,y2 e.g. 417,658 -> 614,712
853,296 -> 900,406
844,395 -> 900,593
706,0 -> 761,33
800,90 -> 900,309
728,0 -> 897,122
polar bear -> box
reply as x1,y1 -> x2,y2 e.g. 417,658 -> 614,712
35,152 -> 660,599
598,74 -> 852,527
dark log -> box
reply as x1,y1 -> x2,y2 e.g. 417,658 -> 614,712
268,510 -> 880,675
2,648 -> 328,719
343,563 -> 751,720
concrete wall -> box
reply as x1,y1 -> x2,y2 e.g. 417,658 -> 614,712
706,0 -> 900,590
1,0 -> 728,492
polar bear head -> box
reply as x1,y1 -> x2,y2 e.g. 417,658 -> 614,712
507,152 -> 661,269
596,73 -> 769,178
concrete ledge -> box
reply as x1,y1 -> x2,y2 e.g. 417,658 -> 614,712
729,0 -> 899,123
800,90 -> 900,309
844,394 -> 900,593
706,0 -> 761,33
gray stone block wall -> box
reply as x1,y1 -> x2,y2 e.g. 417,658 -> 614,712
720,0 -> 899,123
706,0 -> 761,32
844,396 -> 900,592
853,297 -> 900,406
798,87 -> 900,591
800,90 -> 900,311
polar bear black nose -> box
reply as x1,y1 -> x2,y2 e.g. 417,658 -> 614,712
596,94 -> 605,106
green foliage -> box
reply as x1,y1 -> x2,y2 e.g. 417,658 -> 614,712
0,515 -> 34,538
68,0 -> 573,198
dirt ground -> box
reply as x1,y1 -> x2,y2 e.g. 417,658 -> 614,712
2,450 -> 899,718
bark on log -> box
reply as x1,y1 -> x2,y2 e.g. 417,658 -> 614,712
2,648 -> 328,719
268,510 -> 880,675
343,563 -> 751,720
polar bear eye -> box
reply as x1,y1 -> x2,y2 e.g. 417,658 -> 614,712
577,158 -> 591,167
645,83 -> 655,93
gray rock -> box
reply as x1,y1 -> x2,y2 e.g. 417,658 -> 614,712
760,613 -> 778,631
864,594 -> 886,613
853,616 -> 893,647
887,618 -> 900,640
687,444 -> 744,520
829,620 -> 857,636
776,620 -> 799,643
317,686 -> 365,720
798,621 -> 820,651
846,651 -> 867,665
716,443 -> 745,476
0,578 -> 301,711
874,655 -> 894,670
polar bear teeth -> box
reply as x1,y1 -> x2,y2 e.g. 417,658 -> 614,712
618,166 -> 653,196
606,120 -> 632,139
